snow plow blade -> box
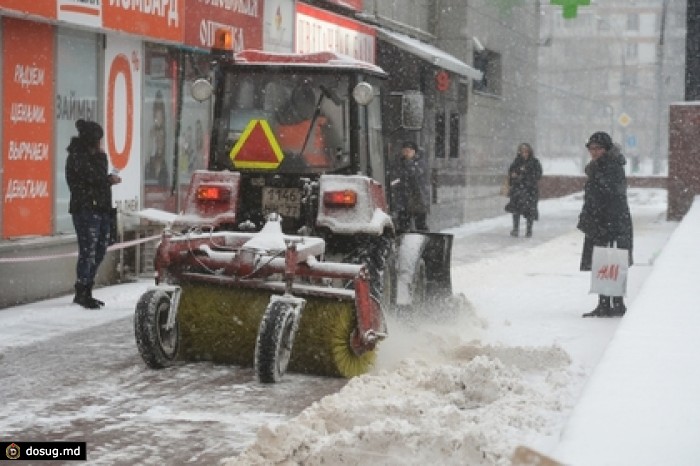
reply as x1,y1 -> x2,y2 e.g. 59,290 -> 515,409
422,232 -> 454,300
395,232 -> 458,313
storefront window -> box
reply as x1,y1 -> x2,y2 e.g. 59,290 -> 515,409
143,45 -> 212,212
54,28 -> 100,234
143,43 -> 177,212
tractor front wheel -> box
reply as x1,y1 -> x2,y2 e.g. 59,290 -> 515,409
134,289 -> 180,368
255,301 -> 299,383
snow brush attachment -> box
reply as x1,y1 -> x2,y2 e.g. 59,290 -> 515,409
175,283 -> 376,378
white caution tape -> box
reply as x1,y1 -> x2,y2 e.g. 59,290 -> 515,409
0,234 -> 161,264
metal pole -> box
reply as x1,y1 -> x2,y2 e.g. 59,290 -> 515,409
598,15 -> 629,168
653,0 -> 670,175
620,31 -> 628,166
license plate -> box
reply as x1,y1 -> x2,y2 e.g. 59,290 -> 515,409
262,187 -> 301,219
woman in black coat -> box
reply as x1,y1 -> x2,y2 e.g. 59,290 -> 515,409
505,143 -> 542,237
65,119 -> 121,309
577,131 -> 633,318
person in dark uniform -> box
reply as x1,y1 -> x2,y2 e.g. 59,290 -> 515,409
391,141 -> 430,232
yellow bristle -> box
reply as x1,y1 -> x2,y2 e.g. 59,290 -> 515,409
175,283 -> 377,378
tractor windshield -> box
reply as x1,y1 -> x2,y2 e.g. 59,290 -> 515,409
217,71 -> 351,174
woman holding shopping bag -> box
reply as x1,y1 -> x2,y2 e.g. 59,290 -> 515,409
577,131 -> 633,317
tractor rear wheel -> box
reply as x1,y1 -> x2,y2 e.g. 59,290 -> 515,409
255,301 -> 298,383
134,289 -> 179,368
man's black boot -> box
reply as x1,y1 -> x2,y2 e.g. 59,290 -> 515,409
583,295 -> 612,317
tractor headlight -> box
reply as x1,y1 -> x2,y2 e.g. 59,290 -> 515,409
352,82 -> 374,106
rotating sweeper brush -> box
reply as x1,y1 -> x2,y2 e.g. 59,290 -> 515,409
134,215 -> 385,382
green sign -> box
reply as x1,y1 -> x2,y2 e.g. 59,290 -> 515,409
550,0 -> 590,19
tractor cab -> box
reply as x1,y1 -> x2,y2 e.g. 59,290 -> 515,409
193,49 -> 389,235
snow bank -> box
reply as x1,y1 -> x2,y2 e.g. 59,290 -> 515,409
553,197 -> 700,466
224,342 -> 571,466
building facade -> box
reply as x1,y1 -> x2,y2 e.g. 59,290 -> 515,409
0,0 -> 540,306
537,0 -> 686,176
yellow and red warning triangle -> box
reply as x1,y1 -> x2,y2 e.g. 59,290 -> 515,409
229,119 -> 284,169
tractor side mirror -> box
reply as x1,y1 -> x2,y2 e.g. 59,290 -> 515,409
401,91 -> 424,130
191,78 -> 213,102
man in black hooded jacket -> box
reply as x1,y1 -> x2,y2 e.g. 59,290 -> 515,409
65,119 -> 121,309
577,131 -> 633,317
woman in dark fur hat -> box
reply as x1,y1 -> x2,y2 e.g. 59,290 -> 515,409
578,131 -> 633,317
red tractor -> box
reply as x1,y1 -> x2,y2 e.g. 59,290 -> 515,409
134,48 -> 457,383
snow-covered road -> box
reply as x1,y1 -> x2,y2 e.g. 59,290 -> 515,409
0,189 -> 675,465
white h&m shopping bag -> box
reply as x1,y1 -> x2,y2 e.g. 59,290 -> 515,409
590,245 -> 629,297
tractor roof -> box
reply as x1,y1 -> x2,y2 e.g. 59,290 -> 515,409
230,50 -> 388,78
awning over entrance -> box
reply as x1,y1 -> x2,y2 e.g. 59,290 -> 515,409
377,28 -> 483,81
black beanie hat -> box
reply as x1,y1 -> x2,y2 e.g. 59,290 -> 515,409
76,119 -> 104,143
585,131 -> 612,150
401,141 -> 417,150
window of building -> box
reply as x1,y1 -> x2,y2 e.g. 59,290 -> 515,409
54,28 -> 100,234
625,42 -> 638,60
472,49 -> 502,96
449,112 -> 460,158
435,111 -> 446,158
627,13 -> 640,31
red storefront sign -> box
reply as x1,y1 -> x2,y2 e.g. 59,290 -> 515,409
1,18 -> 55,238
0,1 -> 57,19
103,0 -> 185,43
184,0 -> 263,51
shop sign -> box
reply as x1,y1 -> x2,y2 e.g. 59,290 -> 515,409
103,0 -> 184,43
104,36 -> 143,213
0,0 -> 56,19
1,18 -> 55,238
58,0 -> 103,28
435,70 -> 450,92
295,2 -> 375,64
263,0 -> 294,53
184,0 -> 263,51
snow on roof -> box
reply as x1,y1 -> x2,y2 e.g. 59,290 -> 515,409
377,28 -> 483,81
233,50 -> 388,78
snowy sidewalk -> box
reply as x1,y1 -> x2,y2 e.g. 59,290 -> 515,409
552,197 -> 700,466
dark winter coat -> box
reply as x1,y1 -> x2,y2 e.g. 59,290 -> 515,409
505,155 -> 542,220
392,150 -> 430,215
65,137 -> 114,214
577,145 -> 634,271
